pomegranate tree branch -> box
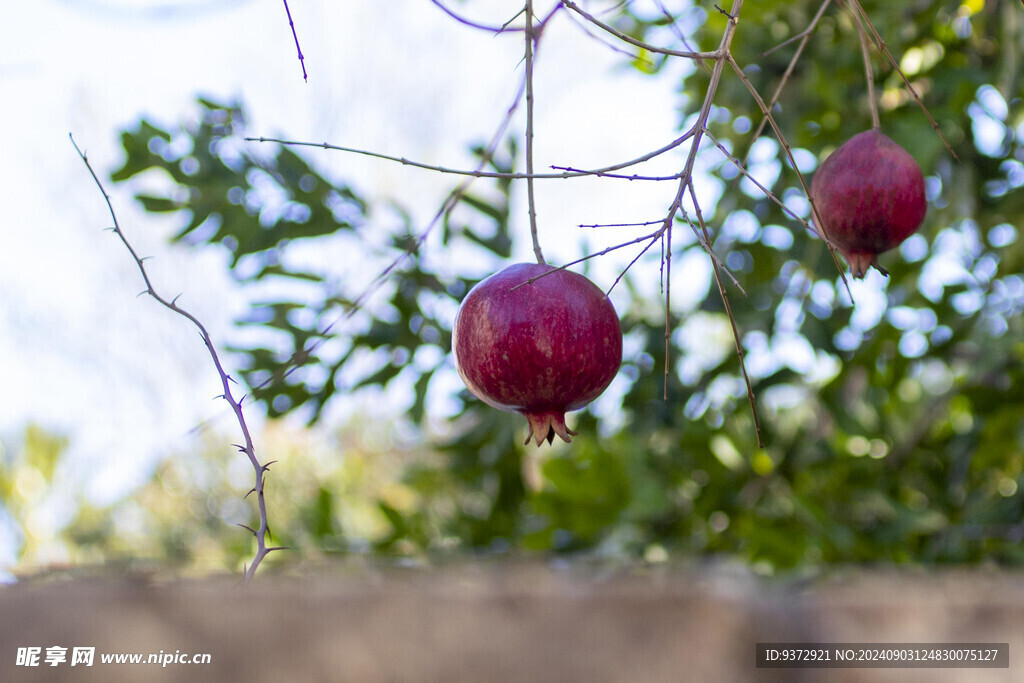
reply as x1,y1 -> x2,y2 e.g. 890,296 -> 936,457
281,0 -> 307,82
560,6 -> 650,63
606,230 -> 667,295
70,134 -> 283,582
510,228 -> 668,293
844,0 -> 957,158
851,1 -> 880,129
760,0 -> 832,58
624,0 -> 743,403
688,182 -> 763,447
560,0 -> 718,60
430,0 -> 524,33
745,0 -> 832,161
704,130 -> 816,236
662,200 -> 673,401
524,0 -> 546,264
245,131 -> 696,182
724,53 -> 853,300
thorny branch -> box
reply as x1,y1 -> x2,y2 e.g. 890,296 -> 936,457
70,134 -> 286,582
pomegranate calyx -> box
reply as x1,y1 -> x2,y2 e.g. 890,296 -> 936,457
524,410 -> 577,447
843,251 -> 885,279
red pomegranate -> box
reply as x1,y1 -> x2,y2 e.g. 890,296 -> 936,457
452,263 -> 623,446
810,129 -> 927,278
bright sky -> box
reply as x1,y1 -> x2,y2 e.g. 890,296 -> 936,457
0,0 -> 700,568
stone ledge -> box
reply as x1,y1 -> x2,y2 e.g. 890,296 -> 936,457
1,564 -> 1021,682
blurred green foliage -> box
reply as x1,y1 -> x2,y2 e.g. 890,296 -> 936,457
10,0 -> 1022,574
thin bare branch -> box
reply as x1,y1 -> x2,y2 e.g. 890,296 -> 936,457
688,182 -> 763,447
725,53 -> 853,301
281,0 -> 307,82
705,130 -> 816,235
525,0 -> 546,264
560,0 -> 719,60
845,0 -> 957,159
654,0 -> 703,65
605,231 -> 665,295
662,203 -> 673,401
579,219 -> 665,229
852,1 -> 880,129
430,0 -> 524,33
559,1 -> 646,63
246,132 -> 698,183
509,228 -> 665,291
746,0 -> 832,156
760,0 -> 831,58
628,0 -> 745,399
70,134 -> 276,583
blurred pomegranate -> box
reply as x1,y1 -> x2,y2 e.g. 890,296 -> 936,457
452,263 -> 622,446
810,129 -> 927,278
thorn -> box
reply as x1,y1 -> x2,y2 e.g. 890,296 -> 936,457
262,460 -> 279,471
715,4 -> 736,20
136,290 -> 148,298
267,546 -> 291,553
236,523 -> 257,536
244,488 -> 256,499
171,293 -> 182,306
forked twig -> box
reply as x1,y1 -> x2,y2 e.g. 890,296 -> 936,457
70,134 -> 284,582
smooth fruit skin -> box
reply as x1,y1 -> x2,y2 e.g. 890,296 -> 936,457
810,129 -> 926,278
452,263 -> 623,446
